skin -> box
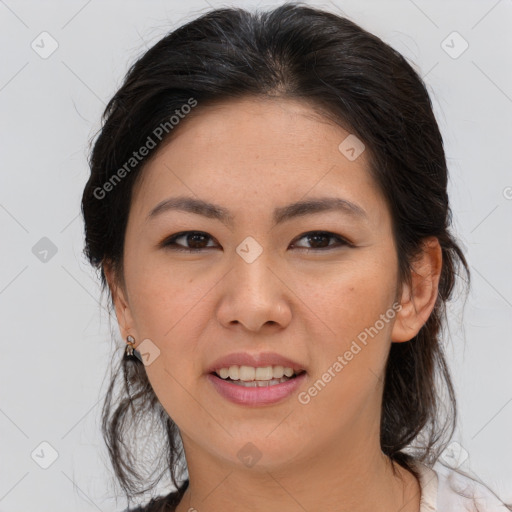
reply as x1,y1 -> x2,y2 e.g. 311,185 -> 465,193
105,96 -> 442,512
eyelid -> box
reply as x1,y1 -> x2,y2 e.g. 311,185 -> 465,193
160,230 -> 353,252
291,230 -> 353,249
160,231 -> 218,251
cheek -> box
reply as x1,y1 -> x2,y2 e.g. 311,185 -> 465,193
290,250 -> 398,412
294,272 -> 396,438
291,255 -> 398,345
123,262 -> 209,405
129,266 -> 208,421
126,254 -> 209,338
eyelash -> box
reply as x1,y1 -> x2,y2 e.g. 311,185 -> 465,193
160,230 -> 353,253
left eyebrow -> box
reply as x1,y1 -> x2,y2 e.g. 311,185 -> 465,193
147,196 -> 235,227
146,195 -> 368,227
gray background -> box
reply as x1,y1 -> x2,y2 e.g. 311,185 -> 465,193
1,0 -> 511,510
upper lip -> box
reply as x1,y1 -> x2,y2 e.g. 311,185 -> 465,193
206,352 -> 307,375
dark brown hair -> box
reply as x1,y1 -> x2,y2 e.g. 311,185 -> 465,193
81,3 -> 485,510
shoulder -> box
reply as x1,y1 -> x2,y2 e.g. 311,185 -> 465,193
412,459 -> 511,512
123,496 -> 174,512
434,461 -> 511,511
123,481 -> 189,512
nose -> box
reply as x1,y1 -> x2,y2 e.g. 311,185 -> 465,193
216,248 -> 292,332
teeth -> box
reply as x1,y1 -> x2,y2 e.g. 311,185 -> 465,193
218,367 -> 230,379
283,367 -> 294,377
230,377 -> 292,387
228,366 -> 239,380
216,365 -> 300,381
255,366 -> 273,380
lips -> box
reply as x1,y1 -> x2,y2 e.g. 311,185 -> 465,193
206,351 -> 307,375
207,371 -> 307,406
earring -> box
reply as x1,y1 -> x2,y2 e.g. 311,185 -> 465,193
125,334 -> 136,357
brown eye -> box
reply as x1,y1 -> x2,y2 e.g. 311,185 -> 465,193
162,231 -> 218,252
160,230 -> 352,253
291,231 -> 351,251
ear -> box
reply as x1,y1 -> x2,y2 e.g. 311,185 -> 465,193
104,261 -> 137,342
391,236 -> 442,343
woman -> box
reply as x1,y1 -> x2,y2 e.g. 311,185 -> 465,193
81,3 -> 510,511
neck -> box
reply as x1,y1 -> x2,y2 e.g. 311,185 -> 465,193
175,438 -> 421,512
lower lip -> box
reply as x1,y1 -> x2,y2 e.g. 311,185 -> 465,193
207,372 -> 307,406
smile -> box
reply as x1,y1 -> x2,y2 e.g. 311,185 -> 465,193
207,369 -> 307,406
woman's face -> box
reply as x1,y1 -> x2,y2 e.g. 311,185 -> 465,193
108,96 -> 419,472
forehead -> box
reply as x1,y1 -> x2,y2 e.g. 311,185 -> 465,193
163,96 -> 357,154
130,96 -> 385,227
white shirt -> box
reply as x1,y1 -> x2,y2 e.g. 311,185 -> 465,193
413,459 -> 511,511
